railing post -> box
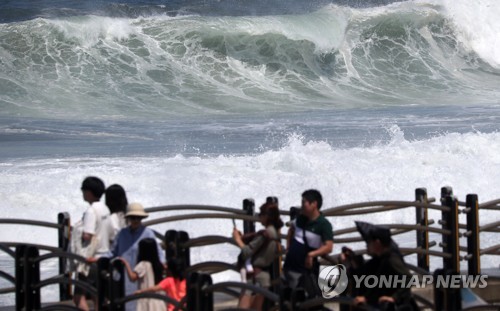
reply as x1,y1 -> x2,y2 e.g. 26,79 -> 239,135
97,257 -> 111,310
109,259 -> 125,311
287,207 -> 301,232
15,245 -> 26,311
187,272 -> 199,311
178,230 -> 191,269
25,245 -> 41,310
264,238 -> 282,310
165,230 -> 177,260
263,196 -> 280,310
243,198 -> 255,235
58,212 -> 72,300
200,273 -> 213,311
187,272 -> 213,311
415,188 -> 430,271
442,195 -> 460,274
266,196 -> 278,205
435,187 -> 462,311
465,194 -> 480,276
440,186 -> 453,271
433,268 -> 462,311
289,206 -> 300,222
441,186 -> 453,200
165,230 -> 190,273
433,269 -> 443,311
102,260 -> 125,311
165,228 -> 189,311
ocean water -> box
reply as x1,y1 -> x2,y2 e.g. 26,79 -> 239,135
1,0 -> 500,305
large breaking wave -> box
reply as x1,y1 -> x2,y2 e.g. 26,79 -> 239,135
0,0 -> 499,119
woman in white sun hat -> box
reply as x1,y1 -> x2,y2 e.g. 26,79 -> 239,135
107,203 -> 165,311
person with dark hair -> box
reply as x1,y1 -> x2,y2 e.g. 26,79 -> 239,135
352,221 -> 418,311
135,258 -> 187,311
81,176 -> 106,199
232,202 -> 283,310
105,184 -> 128,242
73,176 -> 110,311
283,189 -> 333,290
121,238 -> 166,311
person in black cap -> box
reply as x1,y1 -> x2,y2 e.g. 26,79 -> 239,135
352,221 -> 419,311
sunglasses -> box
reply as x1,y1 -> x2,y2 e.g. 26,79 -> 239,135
127,216 -> 143,221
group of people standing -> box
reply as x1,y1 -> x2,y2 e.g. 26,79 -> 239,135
231,190 -> 334,311
73,176 -> 417,311
231,189 -> 418,311
73,176 -> 185,311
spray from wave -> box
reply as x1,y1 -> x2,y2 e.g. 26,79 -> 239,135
2,127 -> 500,222
1,127 -> 500,305
439,0 -> 500,68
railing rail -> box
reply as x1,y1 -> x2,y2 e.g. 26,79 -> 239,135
143,212 -> 258,226
0,219 -> 61,229
322,200 -> 447,217
145,204 -> 247,215
1,188 -> 499,310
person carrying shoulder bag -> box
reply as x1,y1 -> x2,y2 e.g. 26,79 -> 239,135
71,176 -> 111,311
283,189 -> 334,298
233,202 -> 284,311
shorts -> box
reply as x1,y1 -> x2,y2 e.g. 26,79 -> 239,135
242,270 -> 270,296
283,269 -> 302,289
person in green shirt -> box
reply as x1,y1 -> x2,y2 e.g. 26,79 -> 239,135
283,189 -> 334,289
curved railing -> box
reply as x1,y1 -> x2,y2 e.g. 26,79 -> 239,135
322,200 -> 446,217
1,187 -> 499,310
0,213 -> 72,303
143,212 -> 258,227
145,204 -> 247,215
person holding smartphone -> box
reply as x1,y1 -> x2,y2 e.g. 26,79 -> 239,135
232,202 -> 283,311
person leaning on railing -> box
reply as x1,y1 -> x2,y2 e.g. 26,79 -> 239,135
74,176 -> 111,311
283,189 -> 334,293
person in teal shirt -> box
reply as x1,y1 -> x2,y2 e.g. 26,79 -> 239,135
284,189 -> 334,289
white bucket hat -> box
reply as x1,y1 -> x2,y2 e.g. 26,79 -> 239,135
125,202 -> 148,218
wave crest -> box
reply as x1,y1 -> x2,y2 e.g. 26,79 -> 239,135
0,1 -> 499,118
